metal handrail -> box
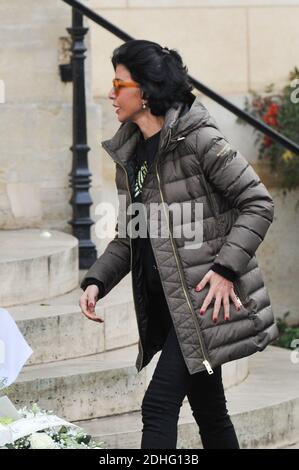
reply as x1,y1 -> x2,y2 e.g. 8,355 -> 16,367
62,0 -> 299,156
61,0 -> 299,268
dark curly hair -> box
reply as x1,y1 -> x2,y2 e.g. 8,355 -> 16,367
111,39 -> 194,116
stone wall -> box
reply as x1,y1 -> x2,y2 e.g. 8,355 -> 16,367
0,0 -> 102,232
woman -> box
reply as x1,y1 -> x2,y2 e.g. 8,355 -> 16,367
79,40 -> 279,449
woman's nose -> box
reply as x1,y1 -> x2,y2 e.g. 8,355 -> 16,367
108,87 -> 116,100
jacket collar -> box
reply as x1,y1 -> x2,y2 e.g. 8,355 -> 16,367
101,94 -> 218,166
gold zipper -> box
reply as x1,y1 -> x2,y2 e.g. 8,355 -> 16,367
155,158 -> 214,375
115,160 -> 144,372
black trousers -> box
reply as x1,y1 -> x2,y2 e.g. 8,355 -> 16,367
140,282 -> 240,449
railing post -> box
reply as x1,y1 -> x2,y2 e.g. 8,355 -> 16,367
67,8 -> 97,269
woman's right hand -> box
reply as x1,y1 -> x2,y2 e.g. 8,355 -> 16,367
79,284 -> 104,323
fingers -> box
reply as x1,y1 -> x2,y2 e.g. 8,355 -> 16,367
223,294 -> 230,321
199,289 -> 214,316
199,289 -> 241,323
230,288 -> 242,312
79,295 -> 104,323
212,294 -> 222,323
195,271 -> 211,292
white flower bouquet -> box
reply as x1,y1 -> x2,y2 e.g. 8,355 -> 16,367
0,401 -> 105,449
0,309 -> 105,449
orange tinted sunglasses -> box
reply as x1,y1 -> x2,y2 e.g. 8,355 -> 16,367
112,78 -> 140,96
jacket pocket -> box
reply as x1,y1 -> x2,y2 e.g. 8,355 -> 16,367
234,279 -> 260,325
196,172 -> 219,220
196,171 -> 228,252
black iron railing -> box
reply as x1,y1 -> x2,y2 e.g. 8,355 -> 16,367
61,0 -> 299,268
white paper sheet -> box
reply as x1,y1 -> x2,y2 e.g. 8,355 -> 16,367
0,396 -> 80,447
0,308 -> 33,389
0,414 -> 79,446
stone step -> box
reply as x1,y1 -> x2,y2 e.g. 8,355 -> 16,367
10,275 -> 138,365
278,438 -> 299,449
74,346 -> 299,449
0,229 -> 78,307
8,337 -> 247,422
9,274 -> 248,394
9,343 -> 158,422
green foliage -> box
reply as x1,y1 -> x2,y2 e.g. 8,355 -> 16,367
0,416 -> 14,425
272,312 -> 299,349
237,67 -> 299,198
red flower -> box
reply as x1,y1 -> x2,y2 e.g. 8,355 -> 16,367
262,103 -> 279,127
263,135 -> 273,147
268,103 -> 279,115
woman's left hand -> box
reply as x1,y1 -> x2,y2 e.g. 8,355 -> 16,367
195,270 -> 241,322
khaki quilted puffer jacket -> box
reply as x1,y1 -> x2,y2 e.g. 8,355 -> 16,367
81,94 -> 279,375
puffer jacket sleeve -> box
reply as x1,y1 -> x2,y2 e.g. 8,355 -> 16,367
80,219 -> 131,298
195,128 -> 274,276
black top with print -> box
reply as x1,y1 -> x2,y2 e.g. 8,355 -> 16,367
132,130 -> 164,292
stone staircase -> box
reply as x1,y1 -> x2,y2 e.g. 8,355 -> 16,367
3,229 -> 299,449
0,229 -> 78,307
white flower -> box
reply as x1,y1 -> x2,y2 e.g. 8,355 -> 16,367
1,403 -> 104,449
29,432 -> 58,449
